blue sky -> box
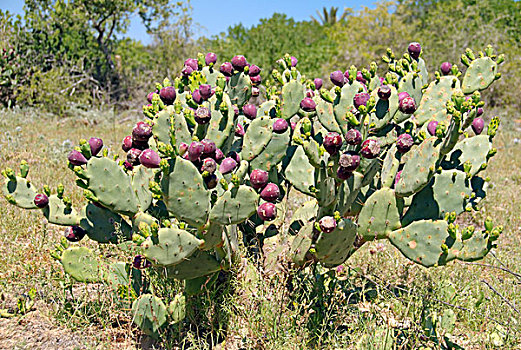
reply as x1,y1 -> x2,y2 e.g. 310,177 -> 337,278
0,0 -> 375,43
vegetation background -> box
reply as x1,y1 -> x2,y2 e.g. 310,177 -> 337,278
0,0 -> 520,348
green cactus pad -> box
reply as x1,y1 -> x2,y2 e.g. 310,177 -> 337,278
315,218 -> 357,266
153,108 -> 172,145
200,221 -> 224,250
415,76 -> 461,126
249,122 -> 290,171
171,110 -> 192,150
334,81 -> 365,133
258,100 -> 276,117
398,71 -> 423,108
132,166 -> 156,211
290,223 -> 313,266
288,200 -> 318,236
461,57 -> 497,94
316,98 -> 342,133
336,172 -> 364,216
43,195 -> 82,226
206,94 -> 235,149
2,176 -> 38,209
241,116 -> 273,161
371,85 -> 398,130
285,145 -> 315,196
281,80 -> 305,119
86,157 -> 139,215
316,167 -> 336,207
202,66 -> 221,86
450,230 -> 493,262
442,135 -> 492,177
395,137 -> 441,197
80,203 -> 132,243
164,251 -> 222,280
417,57 -> 429,86
227,72 -> 252,107
381,145 -> 400,187
357,188 -> 401,240
209,185 -> 259,225
161,158 -> 210,228
61,246 -> 103,283
142,227 -> 203,266
132,294 -> 167,335
168,293 -> 186,324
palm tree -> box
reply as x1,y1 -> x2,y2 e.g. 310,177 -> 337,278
311,6 -> 351,26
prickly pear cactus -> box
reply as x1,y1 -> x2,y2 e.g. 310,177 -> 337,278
2,44 -> 504,336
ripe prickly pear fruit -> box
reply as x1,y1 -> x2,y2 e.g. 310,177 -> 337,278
339,151 -> 361,171
248,64 -> 261,76
395,170 -> 402,186
336,166 -> 353,180
399,96 -> 417,114
34,194 -> 49,208
204,174 -> 218,189
235,123 -> 245,137
273,119 -> 289,133
356,71 -> 367,85
300,97 -> 316,112
290,56 -> 298,67
68,150 -> 88,166
219,157 -> 238,174
227,151 -> 241,163
472,117 -> 485,135
195,106 -> 211,124
427,120 -> 438,136
201,158 -> 217,174
353,92 -> 371,109
220,62 -> 233,76
132,121 -> 153,142
440,62 -> 452,75
192,89 -> 203,104
477,107 -> 484,117
408,42 -> 422,60
323,132 -> 343,155
360,139 -> 380,159
205,52 -> 217,65
252,86 -> 260,96
181,65 -> 194,76
396,133 -> 414,153
139,149 -> 161,168
123,161 -> 133,171
147,92 -> 155,103
314,78 -> 323,90
250,75 -> 262,86
199,84 -> 212,100
127,148 -> 142,165
377,85 -> 392,100
257,202 -> 277,221
345,129 -> 362,145
398,91 -> 410,103
122,136 -> 133,152
319,216 -> 337,233
250,169 -> 269,189
260,183 -> 280,202
215,149 -> 224,162
64,226 -> 87,242
201,139 -> 216,157
184,58 -> 198,71
231,55 -> 248,71
88,137 -> 103,156
133,255 -> 152,269
330,70 -> 345,87
243,104 -> 257,120
188,141 -> 204,162
159,86 -> 176,105
306,89 -> 315,98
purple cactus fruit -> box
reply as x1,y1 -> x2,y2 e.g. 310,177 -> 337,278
472,117 -> 485,135
427,120 -> 439,136
227,151 -> 241,163
159,86 -> 176,105
219,157 -> 238,174
248,64 -> 261,76
139,149 -> 161,168
336,166 -> 353,180
260,183 -> 280,202
214,148 -> 224,162
127,148 -> 142,165
399,96 -> 417,114
231,55 -> 248,71
330,70 -> 345,87
356,71 -> 367,85
132,121 -> 153,142
201,139 -> 217,158
147,92 -> 155,103
64,226 -> 87,242
323,132 -> 343,155
360,139 -> 380,159
195,106 -> 211,124
345,129 -> 363,146
235,123 -> 245,137
252,86 -> 260,96
353,92 -> 371,109
178,142 -> 189,156
123,161 -> 133,171
319,216 -> 337,233
314,78 -> 323,90
188,141 -> 205,162
205,52 -> 217,65
182,65 -> 194,76
289,56 -> 298,67
133,255 -> 151,269
440,62 -> 452,75
395,170 -> 402,186
185,58 -> 199,71
339,151 -> 361,171
132,139 -> 149,150
250,75 -> 262,86
250,169 -> 269,189
204,174 -> 218,189
398,91 -> 410,103
257,202 -> 277,221
220,62 -> 233,76
199,84 -> 212,100
477,107 -> 484,117
290,121 -> 297,130
34,194 -> 49,208
243,104 -> 257,120
408,42 -> 422,60
192,89 -> 203,104
300,97 -> 316,112
68,150 -> 88,166
306,89 -> 315,98
378,85 -> 392,100
273,119 -> 289,133
201,158 -> 217,174
396,133 -> 414,153
233,105 -> 239,117
88,137 -> 103,156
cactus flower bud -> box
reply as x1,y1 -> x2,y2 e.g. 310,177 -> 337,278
377,85 -> 392,100
88,137 -> 103,157
345,129 -> 363,145
323,132 -> 343,155
273,118 -> 289,133
34,194 -> 49,208
300,97 -> 316,112
205,52 -> 217,65
250,169 -> 269,189
64,226 -> 87,242
139,149 -> 161,168
231,55 -> 248,71
68,150 -> 88,166
339,151 -> 361,171
243,104 -> 257,120
360,139 -> 380,159
407,42 -> 422,60
396,133 -> 414,153
472,117 -> 485,135
330,70 -> 345,87
319,216 -> 337,233
314,78 -> 323,90
440,62 -> 452,75
260,183 -> 280,202
159,86 -> 176,105
257,202 -> 277,221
